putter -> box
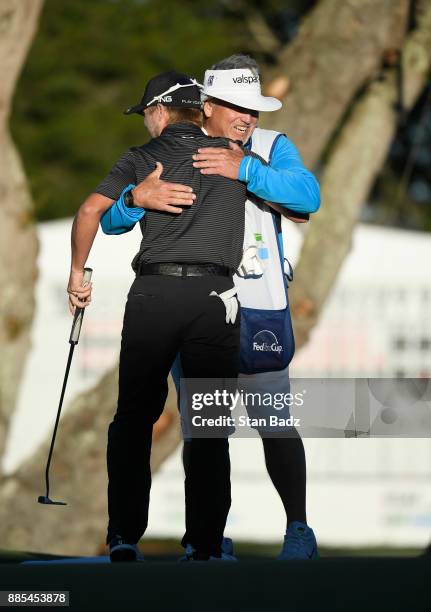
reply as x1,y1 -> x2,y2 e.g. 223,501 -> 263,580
38,267 -> 93,506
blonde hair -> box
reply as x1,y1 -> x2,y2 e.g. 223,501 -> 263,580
166,107 -> 203,127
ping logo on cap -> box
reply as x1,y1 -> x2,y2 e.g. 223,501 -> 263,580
232,74 -> 260,84
160,95 -> 172,102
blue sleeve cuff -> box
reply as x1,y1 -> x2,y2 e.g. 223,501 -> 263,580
100,184 -> 145,235
238,156 -> 253,182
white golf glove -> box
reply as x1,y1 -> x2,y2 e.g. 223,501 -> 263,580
210,287 -> 239,324
236,245 -> 264,277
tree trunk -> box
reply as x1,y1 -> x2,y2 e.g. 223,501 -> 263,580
261,0 -> 409,167
0,0 -> 43,468
290,0 -> 431,347
0,368 -> 181,555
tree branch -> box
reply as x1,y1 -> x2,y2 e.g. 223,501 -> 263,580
260,0 -> 410,167
290,0 -> 431,348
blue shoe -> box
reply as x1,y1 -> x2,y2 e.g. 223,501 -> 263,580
178,543 -> 195,562
278,521 -> 319,560
178,542 -> 237,562
109,535 -> 145,562
221,537 -> 234,556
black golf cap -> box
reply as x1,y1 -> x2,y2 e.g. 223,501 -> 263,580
124,70 -> 202,116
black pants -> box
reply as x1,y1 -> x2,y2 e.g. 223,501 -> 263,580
106,274 -> 240,556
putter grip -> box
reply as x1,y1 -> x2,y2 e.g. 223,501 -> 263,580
69,267 -> 93,344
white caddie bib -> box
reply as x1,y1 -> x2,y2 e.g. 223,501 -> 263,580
234,128 -> 295,375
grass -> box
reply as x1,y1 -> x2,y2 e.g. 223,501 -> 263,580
0,538 -> 425,564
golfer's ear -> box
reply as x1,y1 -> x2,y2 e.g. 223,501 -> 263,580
203,100 -> 213,119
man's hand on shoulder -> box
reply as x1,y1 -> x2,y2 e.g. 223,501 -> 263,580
192,141 -> 244,180
132,162 -> 196,214
67,269 -> 92,315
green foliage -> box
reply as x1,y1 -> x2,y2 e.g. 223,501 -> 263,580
15,0 -> 427,229
11,0 -> 239,220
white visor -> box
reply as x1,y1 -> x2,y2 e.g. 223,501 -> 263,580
202,68 -> 282,112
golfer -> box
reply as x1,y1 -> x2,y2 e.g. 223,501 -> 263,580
100,54 -> 321,560
68,69 -> 283,562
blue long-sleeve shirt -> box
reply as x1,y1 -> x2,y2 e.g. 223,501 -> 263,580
100,132 -> 320,234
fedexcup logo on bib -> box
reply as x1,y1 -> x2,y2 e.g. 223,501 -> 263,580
253,330 -> 283,353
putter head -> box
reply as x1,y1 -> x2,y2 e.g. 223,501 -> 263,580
38,495 -> 67,506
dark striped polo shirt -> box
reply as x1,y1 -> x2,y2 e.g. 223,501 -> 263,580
95,122 -> 264,272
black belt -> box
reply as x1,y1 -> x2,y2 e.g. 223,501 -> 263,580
138,262 -> 231,278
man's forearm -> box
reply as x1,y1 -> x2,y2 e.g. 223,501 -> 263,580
71,208 -> 99,271
71,193 -> 114,271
